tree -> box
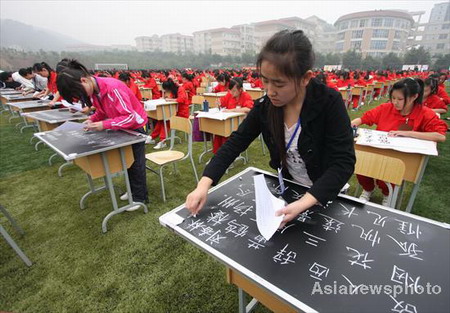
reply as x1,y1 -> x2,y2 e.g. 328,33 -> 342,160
342,50 -> 362,70
314,52 -> 326,69
382,53 -> 403,70
432,54 -> 450,71
361,55 -> 382,71
403,47 -> 431,65
325,53 -> 340,66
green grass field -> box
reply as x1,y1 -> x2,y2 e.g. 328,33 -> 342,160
1,91 -> 449,313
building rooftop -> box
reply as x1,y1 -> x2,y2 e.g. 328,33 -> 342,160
335,10 -> 414,24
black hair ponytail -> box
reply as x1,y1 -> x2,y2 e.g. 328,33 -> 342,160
162,78 -> 179,98
56,59 -> 92,106
389,77 -> 424,106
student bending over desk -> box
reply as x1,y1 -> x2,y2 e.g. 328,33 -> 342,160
212,78 -> 254,153
186,30 -> 355,228
56,59 -> 149,211
351,77 -> 447,206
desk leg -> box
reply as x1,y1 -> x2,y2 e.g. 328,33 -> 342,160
49,153 -> 59,166
405,156 -> 429,213
198,132 -> 212,164
395,181 -> 406,210
80,174 -> 108,210
8,112 -> 19,123
238,288 -> 259,313
35,141 -> 44,151
58,161 -> 73,177
101,148 -> 148,233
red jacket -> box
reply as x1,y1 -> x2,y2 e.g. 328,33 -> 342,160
143,77 -> 161,99
423,94 -> 447,112
361,102 -> 447,135
219,91 -> 254,109
168,86 -> 189,118
213,83 -> 228,93
183,81 -> 195,102
48,71 -> 58,94
437,84 -> 449,105
251,79 -> 263,88
89,77 -> 148,130
128,80 -> 142,102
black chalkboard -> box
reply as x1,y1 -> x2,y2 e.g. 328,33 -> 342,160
10,100 -> 51,109
162,167 -> 450,313
24,109 -> 86,123
35,129 -> 147,160
4,94 -> 36,101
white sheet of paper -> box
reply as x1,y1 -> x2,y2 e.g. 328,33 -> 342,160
61,100 -> 83,112
144,99 -> 168,111
254,174 -> 285,241
196,109 -> 243,120
356,129 -> 438,156
243,83 -> 252,89
54,121 -> 85,132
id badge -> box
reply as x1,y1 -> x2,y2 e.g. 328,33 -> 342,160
277,167 -> 286,194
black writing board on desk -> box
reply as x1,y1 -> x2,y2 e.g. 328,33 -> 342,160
9,100 -> 51,110
3,94 -> 36,101
34,129 -> 146,160
22,109 -> 87,123
159,167 -> 450,313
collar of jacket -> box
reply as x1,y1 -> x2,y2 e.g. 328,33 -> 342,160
300,78 -> 328,124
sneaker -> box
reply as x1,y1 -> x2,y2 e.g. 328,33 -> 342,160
382,195 -> 390,207
359,190 -> 373,202
145,136 -> 155,144
125,203 -> 141,212
120,193 -> 129,201
154,141 -> 167,150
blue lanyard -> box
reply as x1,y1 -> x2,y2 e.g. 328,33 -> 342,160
285,117 -> 301,151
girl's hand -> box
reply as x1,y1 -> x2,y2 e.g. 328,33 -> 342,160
275,201 -> 308,229
388,130 -> 409,137
84,120 -> 103,131
185,177 -> 213,216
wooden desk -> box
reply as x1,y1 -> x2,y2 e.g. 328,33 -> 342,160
8,100 -> 52,132
203,92 -> 227,108
139,87 -> 152,100
355,141 -> 429,213
160,167 -> 450,313
198,111 -> 246,137
35,129 -> 148,232
244,88 -> 265,100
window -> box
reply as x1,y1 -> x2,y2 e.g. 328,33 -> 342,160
371,18 -> 383,27
394,30 -> 402,39
359,19 -> 368,27
439,34 -> 448,39
335,42 -> 344,51
350,41 -> 362,50
373,29 -> 389,38
392,41 -> 400,50
352,30 -> 364,38
350,20 -> 359,28
370,40 -> 387,50
340,21 -> 349,30
384,18 -> 394,27
443,24 -> 450,30
437,43 -> 445,49
395,19 -> 402,28
337,32 -> 345,40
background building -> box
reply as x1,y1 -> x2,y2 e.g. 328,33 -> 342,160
160,33 -> 193,55
420,2 -> 450,56
135,35 -> 161,52
333,10 -> 417,58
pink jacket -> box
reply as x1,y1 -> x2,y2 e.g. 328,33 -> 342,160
89,77 -> 148,130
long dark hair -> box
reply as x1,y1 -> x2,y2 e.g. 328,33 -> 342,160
162,78 -> 179,98
56,59 -> 92,106
256,29 -> 315,167
389,78 -> 424,106
424,77 -> 439,96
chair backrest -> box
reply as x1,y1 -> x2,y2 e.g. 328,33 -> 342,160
191,95 -> 204,105
355,150 -> 405,186
170,116 -> 191,134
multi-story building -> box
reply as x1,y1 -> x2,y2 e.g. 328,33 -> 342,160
305,15 -> 337,54
333,10 -> 416,58
160,33 -> 194,54
421,2 -> 450,56
193,30 -> 212,54
210,28 -> 241,56
231,24 -> 257,54
252,19 -> 294,51
135,35 -> 161,52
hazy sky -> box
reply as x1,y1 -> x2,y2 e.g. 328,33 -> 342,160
0,0 -> 444,46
